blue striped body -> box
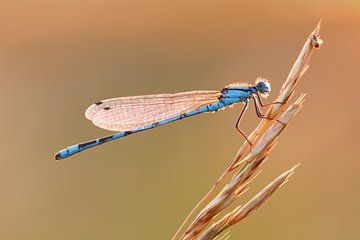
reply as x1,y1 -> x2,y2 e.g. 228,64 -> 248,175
55,86 -> 255,160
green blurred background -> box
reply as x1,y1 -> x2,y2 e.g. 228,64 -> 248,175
1,0 -> 359,239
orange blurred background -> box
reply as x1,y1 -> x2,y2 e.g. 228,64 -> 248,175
0,1 -> 359,239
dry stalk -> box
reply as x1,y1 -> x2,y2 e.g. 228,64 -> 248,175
180,95 -> 305,240
232,22 -> 322,168
173,23 -> 323,240
196,165 -> 298,240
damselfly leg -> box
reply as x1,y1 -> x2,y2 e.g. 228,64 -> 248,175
255,92 -> 285,107
235,100 -> 253,146
252,96 -> 286,125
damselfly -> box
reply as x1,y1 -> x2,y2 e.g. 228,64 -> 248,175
54,78 -> 282,160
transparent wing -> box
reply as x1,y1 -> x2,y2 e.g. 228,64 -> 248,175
227,82 -> 250,87
85,90 -> 221,131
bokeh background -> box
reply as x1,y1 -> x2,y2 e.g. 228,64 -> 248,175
1,1 -> 359,239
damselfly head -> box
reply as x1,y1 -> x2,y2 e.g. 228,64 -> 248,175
255,78 -> 271,98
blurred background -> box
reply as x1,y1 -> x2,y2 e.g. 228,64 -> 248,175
0,0 -> 359,239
